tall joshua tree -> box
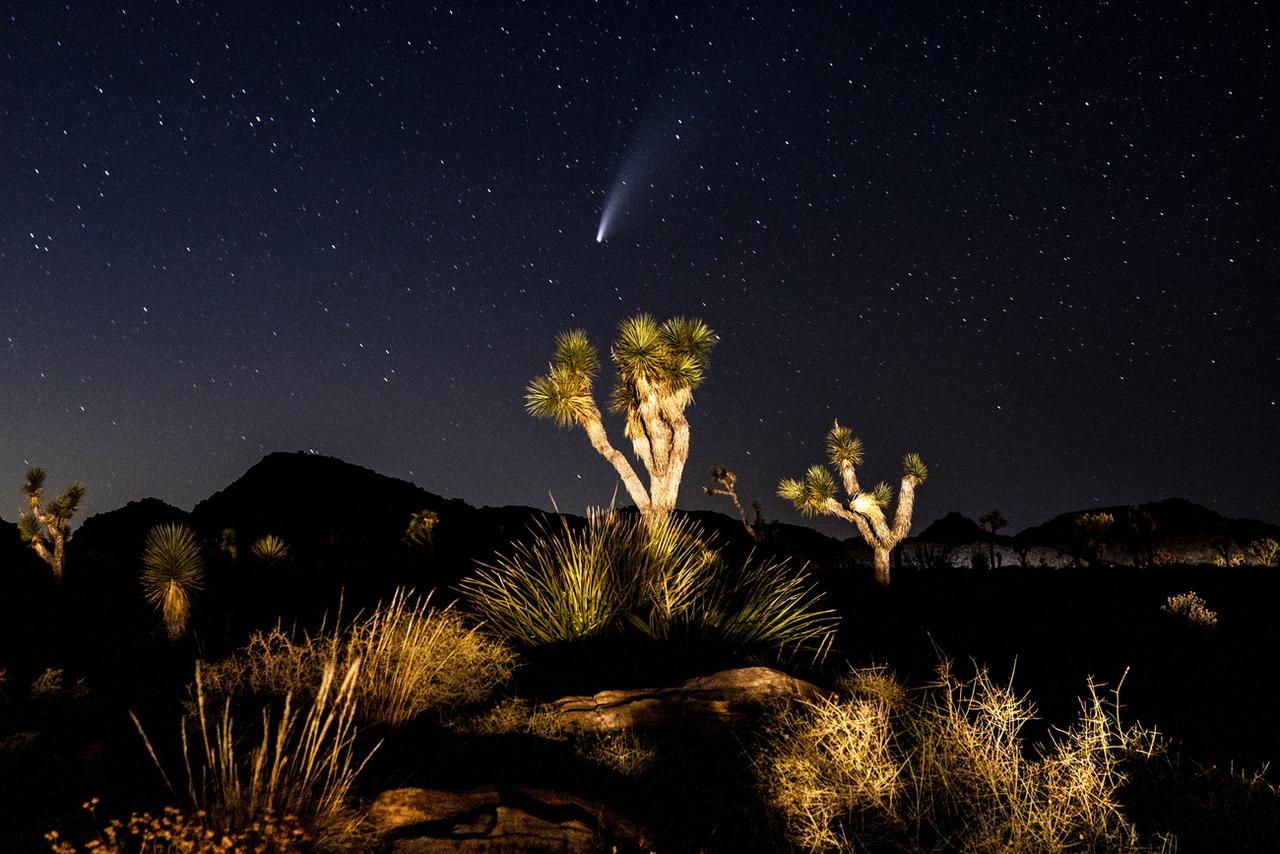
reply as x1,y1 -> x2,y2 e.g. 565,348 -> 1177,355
18,467 -> 85,583
526,315 -> 715,526
779,421 -> 927,588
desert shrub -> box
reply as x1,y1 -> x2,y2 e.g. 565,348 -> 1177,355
460,511 -> 837,659
47,799 -> 308,853
132,661 -> 375,852
1160,591 -> 1218,627
201,589 -> 515,726
757,663 -> 1163,853
577,729 -> 658,776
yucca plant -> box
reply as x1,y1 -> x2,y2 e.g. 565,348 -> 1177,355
251,534 -> 290,565
526,315 -> 715,526
141,522 -> 206,641
779,421 -> 927,587
17,467 -> 85,582
462,511 -> 838,659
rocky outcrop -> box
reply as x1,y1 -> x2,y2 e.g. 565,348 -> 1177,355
369,785 -> 654,853
550,665 -> 826,734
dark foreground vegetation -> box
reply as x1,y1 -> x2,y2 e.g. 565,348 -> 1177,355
3,452 -> 1279,852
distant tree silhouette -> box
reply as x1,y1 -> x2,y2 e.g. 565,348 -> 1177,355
526,315 -> 715,527
404,509 -> 440,552
219,527 -> 239,563
779,421 -> 927,587
17,467 -> 85,583
978,510 -> 1008,569
1247,537 -> 1279,567
1121,506 -> 1157,568
704,466 -> 764,543
1071,512 -> 1114,568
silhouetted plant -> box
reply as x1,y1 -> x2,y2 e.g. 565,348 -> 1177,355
1071,512 -> 1114,568
404,508 -> 440,552
1122,506 -> 1158,568
140,522 -> 205,641
219,527 -> 238,562
17,467 -> 85,583
250,534 -> 290,565
526,315 -> 715,526
705,466 -> 764,542
979,510 -> 1008,569
778,421 -> 928,587
903,541 -> 957,572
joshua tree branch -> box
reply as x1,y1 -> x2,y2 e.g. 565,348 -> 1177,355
579,407 -> 652,513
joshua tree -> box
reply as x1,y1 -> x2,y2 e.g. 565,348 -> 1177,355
141,522 -> 205,641
1071,512 -> 1114,568
778,421 -> 928,587
1121,506 -> 1158,568
978,510 -> 1008,569
526,315 -> 715,527
1247,537 -> 1279,567
219,527 -> 238,562
704,466 -> 764,543
17,468 -> 85,583
404,509 -> 440,552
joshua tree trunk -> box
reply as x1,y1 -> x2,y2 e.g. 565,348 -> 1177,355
873,547 -> 891,587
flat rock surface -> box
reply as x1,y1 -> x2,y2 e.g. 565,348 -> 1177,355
550,665 -> 826,733
370,785 -> 654,853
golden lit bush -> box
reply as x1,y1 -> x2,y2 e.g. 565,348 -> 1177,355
757,663 -> 1163,853
1161,591 -> 1218,627
201,588 -> 516,726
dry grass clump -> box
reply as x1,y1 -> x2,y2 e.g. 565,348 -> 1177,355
47,799 -> 308,853
1161,591 -> 1218,627
132,661 -> 376,852
758,663 -> 1165,853
201,588 -> 516,726
576,729 -> 658,776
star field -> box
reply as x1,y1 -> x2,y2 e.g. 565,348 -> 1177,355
2,2 -> 1276,534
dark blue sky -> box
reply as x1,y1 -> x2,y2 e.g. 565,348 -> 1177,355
2,1 -> 1276,535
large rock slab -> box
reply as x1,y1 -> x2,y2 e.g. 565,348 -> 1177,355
550,665 -> 826,734
369,785 -> 654,853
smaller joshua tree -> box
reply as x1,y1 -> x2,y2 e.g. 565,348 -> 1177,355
779,421 -> 927,587
18,467 -> 85,583
404,509 -> 440,552
704,466 -> 764,543
141,522 -> 205,640
978,510 -> 1008,570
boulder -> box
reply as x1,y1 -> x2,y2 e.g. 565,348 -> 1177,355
369,785 -> 654,853
550,665 -> 826,734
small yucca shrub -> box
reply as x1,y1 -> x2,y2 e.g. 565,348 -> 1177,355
250,534 -> 290,565
141,522 -> 205,640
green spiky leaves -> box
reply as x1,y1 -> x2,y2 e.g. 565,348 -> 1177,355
778,465 -> 838,517
610,315 -> 715,411
17,513 -> 42,544
141,522 -> 205,641
526,329 -> 600,428
45,483 -> 86,522
22,467 -> 46,497
869,482 -> 894,509
903,452 -> 928,484
826,422 -> 864,468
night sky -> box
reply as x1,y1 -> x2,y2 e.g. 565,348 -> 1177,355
2,2 -> 1276,536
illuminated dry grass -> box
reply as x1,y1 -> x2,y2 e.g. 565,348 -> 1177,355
47,801 -> 308,853
201,588 -> 516,726
758,664 -> 1164,853
132,661 -> 376,852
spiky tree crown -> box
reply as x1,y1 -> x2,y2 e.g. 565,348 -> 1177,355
902,452 -> 928,484
778,465 -> 838,517
23,467 -> 46,497
609,315 -> 714,411
826,423 -> 865,468
526,329 -> 600,428
141,523 -> 205,597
